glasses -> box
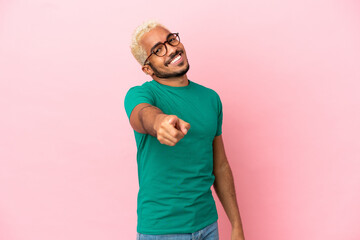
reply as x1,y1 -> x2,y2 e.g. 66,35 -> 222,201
143,33 -> 180,66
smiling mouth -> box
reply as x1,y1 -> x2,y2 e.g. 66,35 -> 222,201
170,54 -> 182,64
166,51 -> 184,66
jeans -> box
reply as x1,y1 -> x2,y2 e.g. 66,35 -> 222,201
136,221 -> 219,240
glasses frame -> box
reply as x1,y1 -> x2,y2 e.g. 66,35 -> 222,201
143,33 -> 180,66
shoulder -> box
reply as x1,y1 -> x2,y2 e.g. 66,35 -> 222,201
126,81 -> 152,93
191,80 -> 221,99
125,81 -> 155,98
124,81 -> 156,106
124,81 -> 156,118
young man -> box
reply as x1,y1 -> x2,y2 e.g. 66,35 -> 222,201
124,20 -> 245,240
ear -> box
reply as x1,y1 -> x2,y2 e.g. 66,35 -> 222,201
142,65 -> 154,76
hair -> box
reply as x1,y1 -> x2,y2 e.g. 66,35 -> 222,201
130,20 -> 169,65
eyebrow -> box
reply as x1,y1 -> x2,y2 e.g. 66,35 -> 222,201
150,33 -> 173,53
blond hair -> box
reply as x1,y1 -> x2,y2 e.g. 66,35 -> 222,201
130,20 -> 168,65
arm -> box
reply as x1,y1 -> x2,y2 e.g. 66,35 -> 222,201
213,135 -> 245,240
129,103 -> 191,146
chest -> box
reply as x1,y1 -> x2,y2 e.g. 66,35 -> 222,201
153,90 -> 218,139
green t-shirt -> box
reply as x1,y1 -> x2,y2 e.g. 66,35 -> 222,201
124,79 -> 223,234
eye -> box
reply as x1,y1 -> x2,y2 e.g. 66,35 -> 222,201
154,47 -> 161,54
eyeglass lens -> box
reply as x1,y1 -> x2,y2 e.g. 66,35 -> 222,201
153,34 -> 180,57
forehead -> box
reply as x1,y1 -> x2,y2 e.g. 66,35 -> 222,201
140,26 -> 171,53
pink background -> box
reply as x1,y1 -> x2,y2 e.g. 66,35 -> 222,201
1,0 -> 360,239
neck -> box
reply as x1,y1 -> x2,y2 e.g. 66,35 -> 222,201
152,74 -> 189,87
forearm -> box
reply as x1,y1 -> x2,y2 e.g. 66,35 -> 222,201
213,163 -> 245,232
130,103 -> 190,146
138,105 -> 167,137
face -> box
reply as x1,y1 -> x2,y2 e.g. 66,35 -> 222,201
140,26 -> 190,79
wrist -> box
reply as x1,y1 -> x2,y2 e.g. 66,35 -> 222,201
232,226 -> 245,239
153,114 -> 167,134
232,221 -> 244,230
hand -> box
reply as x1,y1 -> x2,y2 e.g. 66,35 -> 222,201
154,114 -> 191,146
231,227 -> 245,240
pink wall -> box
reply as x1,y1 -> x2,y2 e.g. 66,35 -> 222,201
1,0 -> 360,239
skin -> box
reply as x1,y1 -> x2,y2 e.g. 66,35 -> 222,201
129,26 -> 245,239
140,26 -> 190,87
213,135 -> 246,240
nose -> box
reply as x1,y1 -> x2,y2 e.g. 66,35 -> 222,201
165,42 -> 178,57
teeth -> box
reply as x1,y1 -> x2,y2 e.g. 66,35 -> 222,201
170,54 -> 181,64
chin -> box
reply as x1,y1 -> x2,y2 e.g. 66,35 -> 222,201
152,62 -> 190,79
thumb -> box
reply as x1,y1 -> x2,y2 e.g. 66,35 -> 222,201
179,119 -> 190,135
168,116 -> 179,129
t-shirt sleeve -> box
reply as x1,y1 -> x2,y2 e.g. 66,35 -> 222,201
124,86 -> 155,120
215,92 -> 223,136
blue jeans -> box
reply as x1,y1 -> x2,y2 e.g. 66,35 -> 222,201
136,221 -> 219,240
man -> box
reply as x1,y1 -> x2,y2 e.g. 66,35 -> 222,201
124,20 -> 245,240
